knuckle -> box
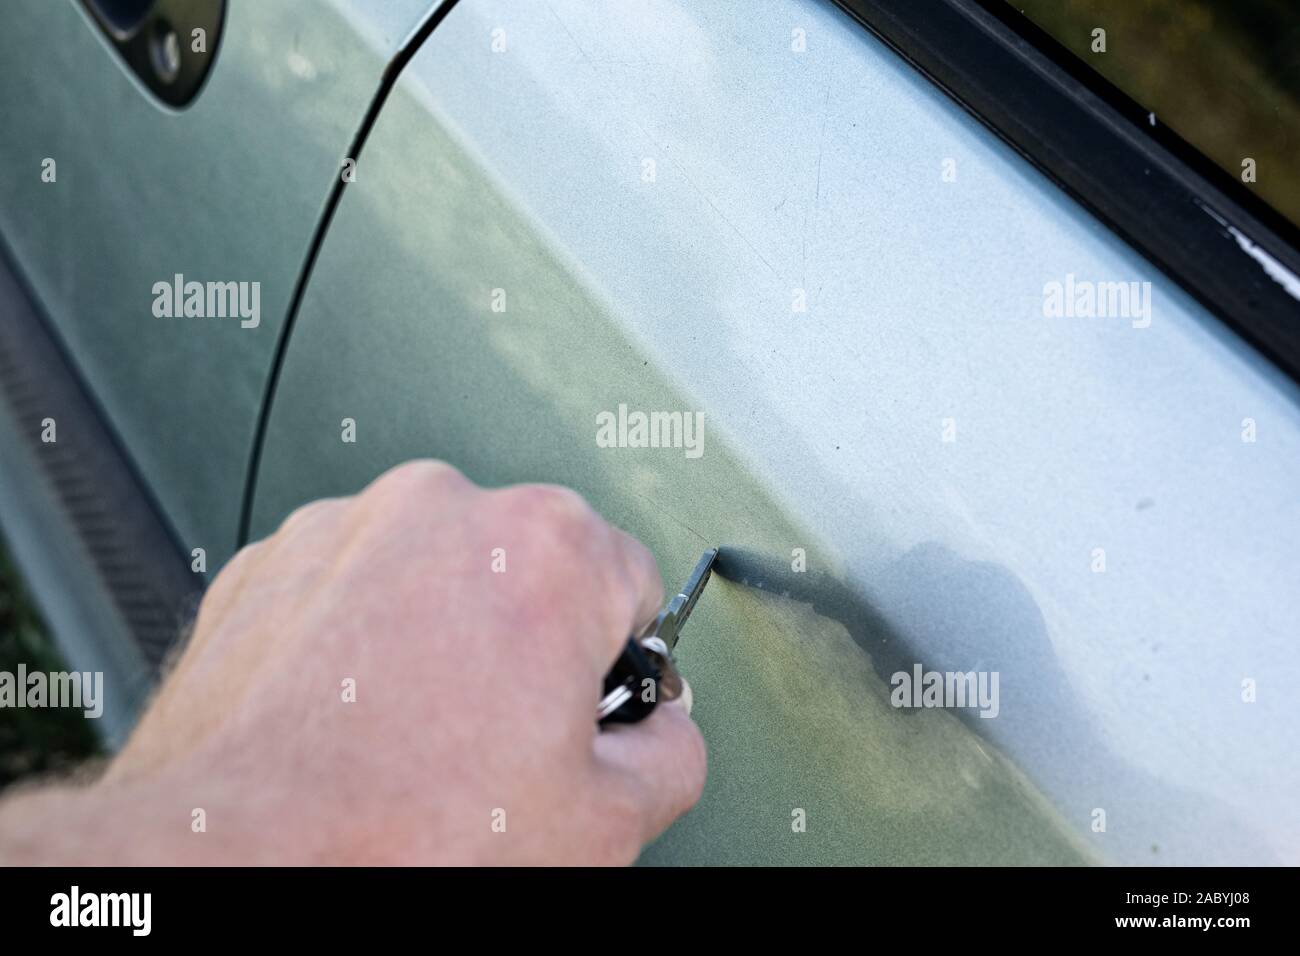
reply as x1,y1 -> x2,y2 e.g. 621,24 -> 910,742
618,536 -> 663,604
368,459 -> 468,500
278,497 -> 341,536
499,485 -> 604,562
511,484 -> 596,528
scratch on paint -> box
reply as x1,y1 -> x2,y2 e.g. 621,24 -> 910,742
804,86 -> 830,287
546,0 -> 781,284
631,490 -> 712,546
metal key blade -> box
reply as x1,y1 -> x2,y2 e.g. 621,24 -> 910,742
649,548 -> 718,651
598,548 -> 718,724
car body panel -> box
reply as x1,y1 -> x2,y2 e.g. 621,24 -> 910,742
248,0 -> 1300,863
0,0 -> 437,571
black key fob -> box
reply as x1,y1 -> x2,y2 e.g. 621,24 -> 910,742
598,637 -> 661,724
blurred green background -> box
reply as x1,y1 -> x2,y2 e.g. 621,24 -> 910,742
0,543 -> 100,792
1012,0 -> 1300,228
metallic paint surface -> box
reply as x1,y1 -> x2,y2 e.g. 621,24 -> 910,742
252,0 -> 1300,863
0,0 -> 435,569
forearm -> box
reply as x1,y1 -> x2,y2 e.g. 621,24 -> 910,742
0,763 -> 296,866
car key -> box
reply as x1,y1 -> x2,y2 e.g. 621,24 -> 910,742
597,548 -> 718,725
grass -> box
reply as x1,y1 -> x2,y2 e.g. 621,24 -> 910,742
0,543 -> 101,791
1013,0 -> 1300,228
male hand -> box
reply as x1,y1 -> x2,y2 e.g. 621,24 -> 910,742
0,461 -> 706,865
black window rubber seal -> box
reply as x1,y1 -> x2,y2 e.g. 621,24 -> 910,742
832,0 -> 1300,387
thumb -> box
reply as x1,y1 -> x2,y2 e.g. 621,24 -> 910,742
593,690 -> 707,845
